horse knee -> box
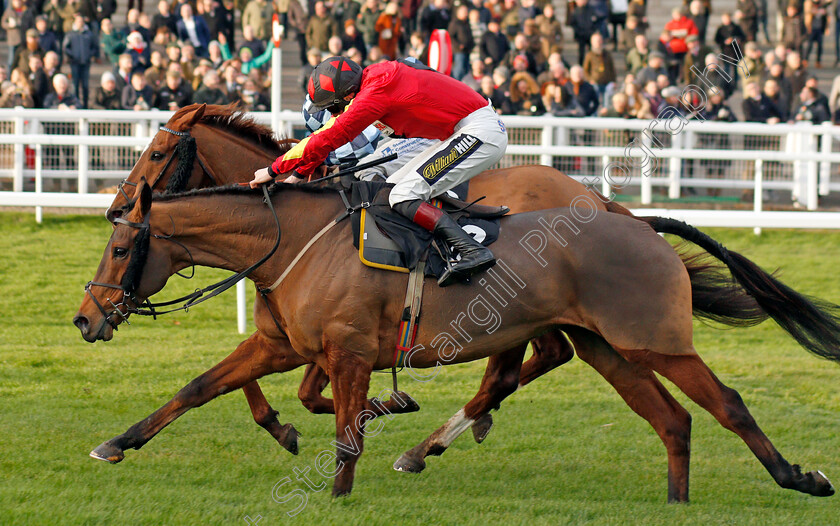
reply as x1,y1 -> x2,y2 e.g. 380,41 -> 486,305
720,387 -> 757,432
663,409 -> 692,455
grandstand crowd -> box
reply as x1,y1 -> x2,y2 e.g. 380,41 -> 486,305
3,0 -> 840,126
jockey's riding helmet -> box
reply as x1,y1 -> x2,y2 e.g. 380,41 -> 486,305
307,57 -> 363,113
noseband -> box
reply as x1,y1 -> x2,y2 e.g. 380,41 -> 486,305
116,126 -> 217,211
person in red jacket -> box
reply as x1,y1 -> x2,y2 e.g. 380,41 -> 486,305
250,56 -> 508,286
663,7 -> 699,55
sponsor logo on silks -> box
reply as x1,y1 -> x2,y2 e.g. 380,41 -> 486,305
372,120 -> 396,136
497,119 -> 506,133
420,134 -> 482,182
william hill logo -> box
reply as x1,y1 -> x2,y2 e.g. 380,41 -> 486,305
421,134 -> 482,181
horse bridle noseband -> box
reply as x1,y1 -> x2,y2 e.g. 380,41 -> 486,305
115,126 -> 218,212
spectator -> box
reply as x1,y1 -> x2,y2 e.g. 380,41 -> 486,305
34,16 -> 62,61
42,0 -> 67,44
795,85 -> 830,123
63,14 -> 98,108
28,54 -> 51,107
122,70 -> 155,110
193,69 -> 228,104
805,76 -> 829,110
763,78 -> 789,121
583,32 -> 615,100
406,32 -> 428,64
418,0 -> 450,40
688,0 -> 710,44
3,0 -> 36,71
702,54 -> 734,99
621,15 -> 643,51
626,34 -> 649,75
503,34 -> 538,77
180,43 -> 198,84
208,40 -> 225,69
663,6 -> 698,56
342,20 -> 367,57
545,82 -> 584,116
462,59 -> 486,89
477,75 -> 501,108
742,80 -> 781,122
150,0 -> 177,36
287,0 -> 309,65
781,4 -> 805,55
784,51 -> 808,106
682,35 -> 712,85
43,72 -> 81,109
736,0 -> 758,42
764,61 -> 792,115
643,78 -> 663,115
467,7 -> 487,64
43,50 -> 60,83
0,67 -> 35,107
448,3 -> 472,79
469,0 -> 491,26
599,91 -> 634,119
240,24 -> 266,58
714,12 -> 747,67
93,71 -> 122,109
334,0 -> 362,28
156,69 -> 193,110
501,71 -> 544,115
635,51 -> 668,88
306,1 -> 339,52
238,78 -> 268,110
568,64 -> 599,115
623,80 -> 653,118
112,53 -> 134,91
835,0 -> 840,65
522,19 -> 544,64
99,18 -> 125,64
241,0 -> 273,41
176,4 -> 211,57
327,35 -> 344,57
479,20 -> 509,70
123,9 -> 151,44
609,0 -> 628,49
144,50 -> 166,89
535,3 -> 563,58
13,29 -> 43,74
375,1 -> 401,60
569,0 -> 597,64
804,0 -> 828,68
358,0 -> 383,47
126,30 -> 151,70
222,64 -> 243,101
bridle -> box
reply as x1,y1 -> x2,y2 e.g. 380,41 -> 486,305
115,126 -> 218,214
84,184 -> 282,330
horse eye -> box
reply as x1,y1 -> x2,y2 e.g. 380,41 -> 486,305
150,151 -> 164,161
113,247 -> 128,258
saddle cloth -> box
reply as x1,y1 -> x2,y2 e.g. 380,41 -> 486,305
348,181 -> 505,279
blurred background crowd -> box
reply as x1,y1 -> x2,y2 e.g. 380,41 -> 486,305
2,0 -> 840,127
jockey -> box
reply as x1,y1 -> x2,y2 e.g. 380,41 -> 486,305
251,56 -> 508,286
302,93 -> 440,181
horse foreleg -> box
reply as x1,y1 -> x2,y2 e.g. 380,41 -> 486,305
326,346 -> 374,497
90,331 -> 308,463
565,328 -> 692,503
298,363 -> 420,417
242,381 -> 301,455
394,344 -> 527,474
622,348 -> 835,498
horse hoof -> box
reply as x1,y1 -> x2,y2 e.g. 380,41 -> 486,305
810,470 -> 835,497
277,423 -> 300,455
395,391 -> 420,413
393,453 -> 426,473
472,413 -> 493,444
90,442 -> 125,463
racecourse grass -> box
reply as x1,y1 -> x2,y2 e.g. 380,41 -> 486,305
1,211 -> 839,525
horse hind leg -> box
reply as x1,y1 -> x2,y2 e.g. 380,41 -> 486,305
470,331 -> 574,444
622,348 -> 835,498
394,344 -> 527,474
242,381 -> 301,455
564,327 -> 692,503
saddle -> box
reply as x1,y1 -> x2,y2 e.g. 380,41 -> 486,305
348,181 -> 508,278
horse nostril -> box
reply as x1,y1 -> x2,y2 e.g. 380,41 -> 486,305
73,314 -> 90,333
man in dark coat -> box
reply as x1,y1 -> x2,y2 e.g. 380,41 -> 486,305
479,19 -> 509,70
62,14 -> 98,108
569,0 -> 597,64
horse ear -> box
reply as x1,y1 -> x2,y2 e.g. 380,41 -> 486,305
138,176 -> 153,217
185,103 -> 207,128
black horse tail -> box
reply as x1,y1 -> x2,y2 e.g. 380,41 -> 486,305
639,216 -> 840,363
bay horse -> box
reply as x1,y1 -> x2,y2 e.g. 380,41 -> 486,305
104,104 -> 773,465
75,178 -> 839,499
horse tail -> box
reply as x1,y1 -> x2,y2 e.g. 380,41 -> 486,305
639,216 -> 840,363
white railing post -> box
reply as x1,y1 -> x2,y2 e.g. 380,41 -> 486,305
236,280 -> 247,334
806,130 -> 819,210
78,118 -> 89,194
754,158 -> 763,235
670,130 -> 686,199
640,131 -> 653,204
35,144 -> 43,223
540,124 -> 553,167
13,115 -> 24,192
819,122 -> 832,196
789,130 -> 800,203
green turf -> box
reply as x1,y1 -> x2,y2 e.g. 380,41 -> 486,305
1,211 -> 839,525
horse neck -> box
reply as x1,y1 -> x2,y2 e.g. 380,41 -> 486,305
191,123 -> 279,185
150,189 -> 344,287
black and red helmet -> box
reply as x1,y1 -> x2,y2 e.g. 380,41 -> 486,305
307,56 -> 363,112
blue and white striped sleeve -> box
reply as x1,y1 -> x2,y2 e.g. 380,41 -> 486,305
302,95 -> 382,166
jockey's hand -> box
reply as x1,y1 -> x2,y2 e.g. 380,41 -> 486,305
250,167 -> 274,188
283,173 -> 304,184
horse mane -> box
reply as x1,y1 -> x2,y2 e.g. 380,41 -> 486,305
153,182 -> 338,202
172,103 -> 294,157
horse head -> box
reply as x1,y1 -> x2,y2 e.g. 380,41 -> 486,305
106,103 -> 212,222
76,177 -> 172,342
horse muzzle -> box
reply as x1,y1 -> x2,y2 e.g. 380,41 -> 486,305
73,312 -> 115,342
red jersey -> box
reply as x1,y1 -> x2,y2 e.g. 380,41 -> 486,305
271,61 -> 489,177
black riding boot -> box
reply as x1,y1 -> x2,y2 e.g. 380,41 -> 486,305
394,199 -> 496,286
